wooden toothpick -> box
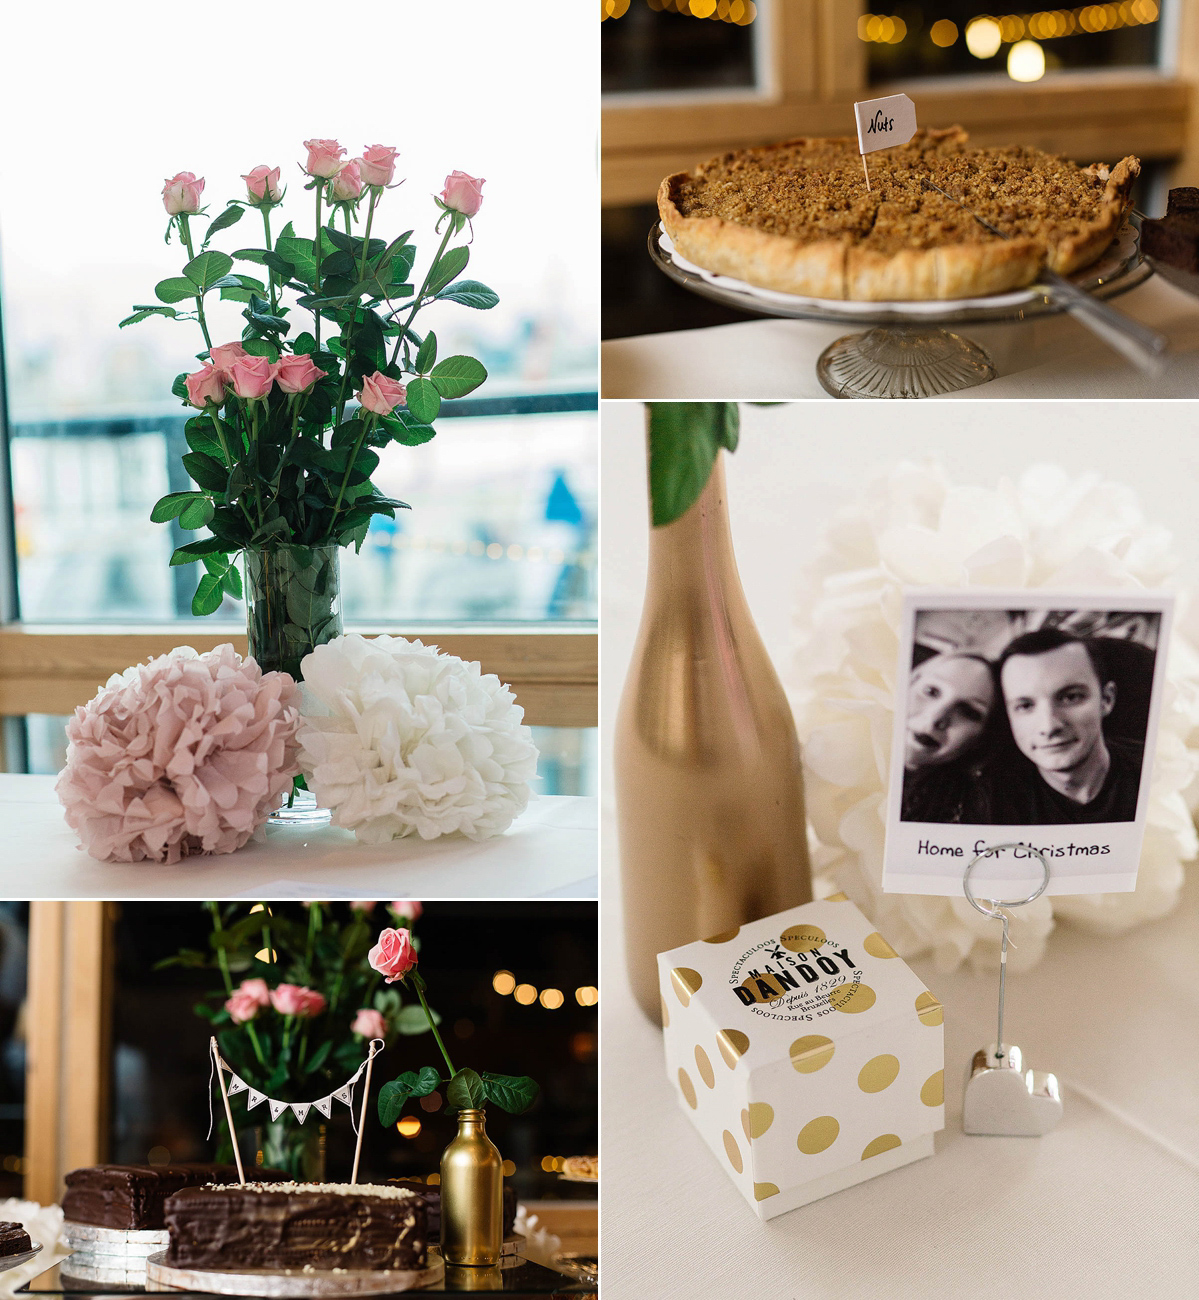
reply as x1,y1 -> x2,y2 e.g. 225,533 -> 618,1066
212,1037 -> 246,1185
350,1040 -> 382,1185
862,154 -> 871,192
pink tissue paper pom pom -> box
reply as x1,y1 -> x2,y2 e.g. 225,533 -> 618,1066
55,644 -> 300,864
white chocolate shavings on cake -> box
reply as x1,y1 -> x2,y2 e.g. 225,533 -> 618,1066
200,1181 -> 418,1201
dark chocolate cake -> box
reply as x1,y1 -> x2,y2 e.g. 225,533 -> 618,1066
164,1182 -> 426,1272
0,1221 -> 31,1256
1143,189 -> 1199,273
63,1164 -> 287,1231
386,1178 -> 516,1240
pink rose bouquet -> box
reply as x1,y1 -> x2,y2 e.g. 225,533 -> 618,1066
269,983 -> 327,1018
123,139 -> 495,665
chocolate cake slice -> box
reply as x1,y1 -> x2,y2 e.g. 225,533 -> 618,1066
1143,190 -> 1199,273
64,1164 -> 287,1231
0,1222 -> 31,1256
386,1178 -> 516,1240
164,1182 -> 426,1272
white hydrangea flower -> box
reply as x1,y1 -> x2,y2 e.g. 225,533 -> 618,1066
789,461 -> 1199,972
296,635 -> 539,843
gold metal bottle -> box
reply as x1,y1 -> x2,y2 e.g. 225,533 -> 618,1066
440,1109 -> 502,1267
616,447 -> 813,1024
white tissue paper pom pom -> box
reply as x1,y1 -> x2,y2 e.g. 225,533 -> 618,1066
296,634 -> 539,843
790,461 -> 1199,973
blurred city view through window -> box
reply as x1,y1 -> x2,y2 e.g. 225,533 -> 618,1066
1,2 -> 598,790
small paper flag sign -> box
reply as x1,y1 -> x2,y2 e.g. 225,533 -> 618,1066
268,1100 -> 289,1121
333,1085 -> 355,1107
227,1076 -> 248,1096
313,1097 -> 333,1118
853,93 -> 917,191
291,1103 -> 311,1125
246,1089 -> 267,1112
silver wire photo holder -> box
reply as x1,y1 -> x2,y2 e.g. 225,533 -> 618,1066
961,843 -> 1064,1137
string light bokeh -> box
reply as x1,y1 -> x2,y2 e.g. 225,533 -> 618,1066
602,0 -> 757,25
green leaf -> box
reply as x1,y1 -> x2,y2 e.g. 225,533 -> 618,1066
171,539 -> 228,565
233,248 -> 269,264
293,331 -> 318,356
184,250 -> 235,292
303,1037 -> 332,1076
426,246 -> 469,296
405,377 -> 440,424
182,452 -> 229,493
204,205 -> 245,242
393,1004 -> 436,1035
192,571 -> 225,616
179,497 -> 215,530
150,492 -> 201,524
172,373 -> 190,402
387,245 -> 417,286
155,276 -> 200,304
242,338 -> 280,361
429,355 -> 486,399
378,1066 -> 442,1127
446,1067 -> 486,1111
277,236 -> 318,284
384,410 -> 437,447
120,305 -> 179,327
480,1073 -> 539,1115
436,280 -> 499,310
414,331 -> 437,375
647,402 -> 740,527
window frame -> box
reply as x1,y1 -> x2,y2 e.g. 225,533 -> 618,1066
602,0 -> 1193,206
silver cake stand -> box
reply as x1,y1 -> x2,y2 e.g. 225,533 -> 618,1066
144,1250 -> 444,1296
649,218 -> 1152,398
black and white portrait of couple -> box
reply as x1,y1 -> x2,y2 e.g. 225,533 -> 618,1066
899,606 -> 1163,828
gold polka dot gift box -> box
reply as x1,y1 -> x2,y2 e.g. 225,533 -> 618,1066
657,894 -> 945,1221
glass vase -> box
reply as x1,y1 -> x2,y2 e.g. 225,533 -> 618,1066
244,544 -> 342,826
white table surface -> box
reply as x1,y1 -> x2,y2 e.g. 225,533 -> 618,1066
601,825 -> 1199,1299
2,775 -> 597,900
602,274 -> 1199,399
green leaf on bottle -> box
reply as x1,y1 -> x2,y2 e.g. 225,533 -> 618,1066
378,1066 -> 441,1127
429,355 -> 486,399
446,1067 -> 486,1111
647,402 -> 740,528
480,1073 -> 539,1115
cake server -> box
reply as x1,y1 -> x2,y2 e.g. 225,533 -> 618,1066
923,179 -> 1167,373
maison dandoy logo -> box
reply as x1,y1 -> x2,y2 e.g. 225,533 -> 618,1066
728,925 -> 862,1022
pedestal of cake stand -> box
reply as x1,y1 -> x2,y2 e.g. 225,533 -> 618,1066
816,325 -> 997,398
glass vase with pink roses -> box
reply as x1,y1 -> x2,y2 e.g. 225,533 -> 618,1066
157,899 -> 432,1180
125,143 -> 493,684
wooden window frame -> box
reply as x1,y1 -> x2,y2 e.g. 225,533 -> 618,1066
602,0 -> 1193,206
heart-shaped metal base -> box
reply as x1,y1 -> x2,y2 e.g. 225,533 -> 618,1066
963,1044 -> 1063,1137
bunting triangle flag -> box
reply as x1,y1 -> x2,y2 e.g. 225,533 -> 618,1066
268,1100 -> 288,1121
333,1085 -> 355,1107
291,1103 -> 311,1125
246,1089 -> 267,1112
227,1075 -> 248,1096
313,1097 -> 333,1118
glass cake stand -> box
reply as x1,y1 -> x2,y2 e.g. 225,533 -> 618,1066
648,218 -> 1153,399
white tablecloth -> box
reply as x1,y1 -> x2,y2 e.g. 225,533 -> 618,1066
602,275 -> 1199,398
2,775 -> 597,900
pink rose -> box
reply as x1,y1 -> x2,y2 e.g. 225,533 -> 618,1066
163,171 -> 205,215
389,900 -> 423,922
357,371 -> 407,415
228,355 -> 276,401
225,982 -> 268,1024
441,170 -> 485,217
368,927 -> 418,984
185,365 -> 226,409
330,160 -> 363,202
208,342 -> 248,375
303,138 -> 346,179
238,978 -> 271,1007
359,145 -> 399,188
269,983 -> 326,1017
242,164 -> 283,204
349,901 -> 377,913
275,354 -> 327,394
352,1008 -> 388,1039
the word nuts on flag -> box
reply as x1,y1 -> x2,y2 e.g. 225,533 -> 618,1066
853,93 -> 918,191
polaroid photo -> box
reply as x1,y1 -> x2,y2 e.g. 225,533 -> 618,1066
881,589 -> 1174,897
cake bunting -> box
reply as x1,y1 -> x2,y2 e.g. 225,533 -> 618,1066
207,1037 -> 386,1184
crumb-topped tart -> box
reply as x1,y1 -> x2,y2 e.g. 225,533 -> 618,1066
658,128 -> 1139,301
